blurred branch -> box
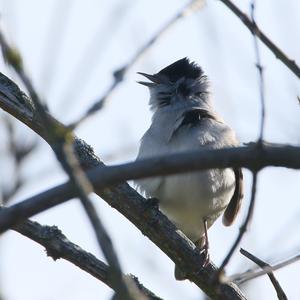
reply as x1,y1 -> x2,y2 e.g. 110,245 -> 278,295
57,1 -> 133,110
0,29 -> 135,300
39,0 -> 74,95
0,71 -> 245,299
240,248 -> 288,300
13,219 -> 162,300
60,143 -> 138,300
219,0 -> 300,79
218,172 -> 258,275
68,0 -> 205,128
1,116 -> 37,204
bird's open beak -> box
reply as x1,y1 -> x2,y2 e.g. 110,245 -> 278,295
137,72 -> 164,87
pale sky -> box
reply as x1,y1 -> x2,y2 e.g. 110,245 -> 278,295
0,0 -> 300,299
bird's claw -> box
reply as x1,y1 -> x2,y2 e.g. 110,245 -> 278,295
199,246 -> 210,267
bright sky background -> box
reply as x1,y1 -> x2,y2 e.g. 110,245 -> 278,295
0,0 -> 299,299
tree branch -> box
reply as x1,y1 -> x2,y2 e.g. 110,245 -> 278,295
218,1 -> 266,275
0,29 -> 136,300
240,248 -> 287,300
219,172 -> 258,275
0,72 -> 246,299
250,0 -> 265,142
229,252 -> 300,284
1,140 -> 300,234
13,219 -> 162,300
219,0 -> 300,79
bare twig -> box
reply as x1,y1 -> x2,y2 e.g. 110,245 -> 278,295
250,1 -> 265,141
219,172 -> 258,276
240,248 -> 288,300
1,116 -> 37,204
229,252 -> 300,285
68,0 -> 205,128
0,28 -> 134,300
219,0 -> 300,79
218,1 -> 267,275
13,219 -> 161,300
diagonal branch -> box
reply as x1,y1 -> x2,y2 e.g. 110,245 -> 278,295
240,248 -> 287,300
219,0 -> 300,79
13,219 -> 162,300
230,252 -> 300,284
0,30 -> 135,300
0,71 -> 245,299
69,0 -> 205,128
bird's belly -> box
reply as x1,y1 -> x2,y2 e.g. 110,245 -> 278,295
156,169 -> 235,240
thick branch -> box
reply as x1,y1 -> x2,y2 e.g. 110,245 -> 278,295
1,142 -> 300,235
3,136 -> 300,234
0,71 -> 246,299
13,219 -> 162,300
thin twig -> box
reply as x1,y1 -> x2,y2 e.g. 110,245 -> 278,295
240,248 -> 288,300
68,0 -> 205,129
1,116 -> 37,204
228,252 -> 300,285
218,1 -> 268,275
0,28 -> 135,300
218,171 -> 258,276
250,1 -> 265,141
13,219 -> 161,300
219,0 -> 300,79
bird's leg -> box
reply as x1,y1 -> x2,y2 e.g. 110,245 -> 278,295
175,221 -> 210,280
194,219 -> 210,266
201,217 -> 210,266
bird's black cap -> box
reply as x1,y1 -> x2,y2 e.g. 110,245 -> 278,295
156,57 -> 203,82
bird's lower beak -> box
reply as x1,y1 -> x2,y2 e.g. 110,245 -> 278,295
137,81 -> 157,87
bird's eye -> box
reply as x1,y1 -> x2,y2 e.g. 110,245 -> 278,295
195,92 -> 205,98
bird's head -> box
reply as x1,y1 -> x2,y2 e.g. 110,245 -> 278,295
138,58 -> 210,111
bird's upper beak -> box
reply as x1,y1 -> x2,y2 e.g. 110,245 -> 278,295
137,72 -> 166,87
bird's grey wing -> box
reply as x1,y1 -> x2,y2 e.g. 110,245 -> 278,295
222,168 -> 244,226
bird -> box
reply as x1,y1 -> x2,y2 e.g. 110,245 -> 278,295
135,58 -> 243,280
